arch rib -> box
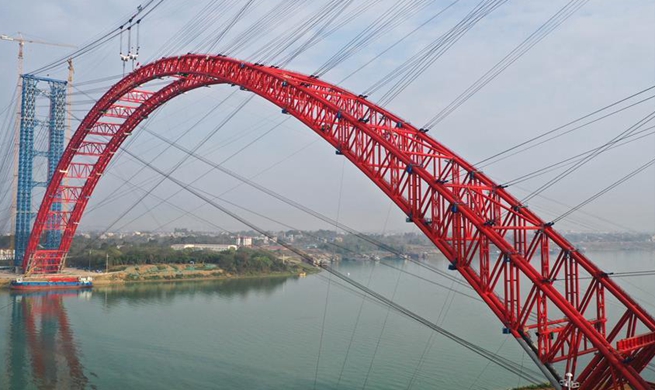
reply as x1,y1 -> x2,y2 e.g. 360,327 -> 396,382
25,55 -> 655,389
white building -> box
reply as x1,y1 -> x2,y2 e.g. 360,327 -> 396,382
236,236 -> 253,247
171,244 -> 237,252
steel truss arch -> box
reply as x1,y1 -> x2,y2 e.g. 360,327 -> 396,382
25,54 -> 655,389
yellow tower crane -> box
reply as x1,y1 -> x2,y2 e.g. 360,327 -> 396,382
1,32 -> 76,75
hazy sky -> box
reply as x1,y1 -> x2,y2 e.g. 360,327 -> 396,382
0,0 -> 654,235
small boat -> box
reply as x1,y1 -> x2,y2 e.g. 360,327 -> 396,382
10,276 -> 93,291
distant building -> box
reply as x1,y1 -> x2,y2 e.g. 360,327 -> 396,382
171,244 -> 237,252
236,236 -> 252,247
0,249 -> 14,260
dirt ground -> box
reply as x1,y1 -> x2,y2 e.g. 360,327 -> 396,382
1,262 -> 313,288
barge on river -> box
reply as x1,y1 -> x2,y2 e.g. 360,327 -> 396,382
10,276 -> 93,291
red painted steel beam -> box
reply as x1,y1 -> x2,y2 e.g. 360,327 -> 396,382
23,55 -> 655,388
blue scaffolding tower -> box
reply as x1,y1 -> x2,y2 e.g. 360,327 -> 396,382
14,75 -> 67,270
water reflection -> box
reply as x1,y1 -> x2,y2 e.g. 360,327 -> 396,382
2,277 -> 293,389
6,290 -> 90,390
93,276 -> 292,309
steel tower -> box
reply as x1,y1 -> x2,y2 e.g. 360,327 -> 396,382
14,75 -> 67,271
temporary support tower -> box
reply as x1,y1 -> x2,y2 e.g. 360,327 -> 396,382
14,74 -> 66,272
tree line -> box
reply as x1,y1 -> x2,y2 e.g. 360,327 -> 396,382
68,238 -> 292,274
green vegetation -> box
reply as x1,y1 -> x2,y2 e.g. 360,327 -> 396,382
510,384 -> 552,390
68,238 -> 297,275
305,230 -> 430,255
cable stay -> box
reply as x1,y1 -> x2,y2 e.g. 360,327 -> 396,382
101,152 -> 477,296
203,0 -> 258,53
253,0 -> 356,66
119,26 -> 128,75
119,18 -> 141,75
364,0 -> 507,106
52,104 -> 539,383
80,104 -> 285,220
552,157 -> 655,223
49,89 -> 241,240
513,184 -> 640,234
312,0 -> 436,76
70,100 -> 472,293
31,0 -> 163,75
93,111 -> 641,295
277,0 -> 356,67
46,3 -> 488,284
83,89 -> 241,217
464,119 -> 655,235
337,0 -> 461,85
119,145 -> 548,385
269,0 -> 381,67
480,97 -> 655,177
503,124 -> 655,187
108,115 -> 288,233
220,0 -> 307,57
103,170 -> 232,234
522,109 -> 655,202
90,95 -> 254,237
445,90 -> 655,190
134,126 -> 474,288
153,0 -> 255,60
474,85 -> 655,169
87,0 -> 417,240
423,0 -> 591,129
135,20 -> 141,68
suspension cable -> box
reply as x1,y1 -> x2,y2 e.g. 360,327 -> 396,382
553,157 -> 655,223
504,124 -> 655,187
522,109 -> 655,203
119,145 -> 546,384
474,85 -> 655,168
31,0 -> 165,75
423,0 -> 591,129
138,126 -> 471,288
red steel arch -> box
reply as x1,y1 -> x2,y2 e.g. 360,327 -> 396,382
25,55 -> 655,389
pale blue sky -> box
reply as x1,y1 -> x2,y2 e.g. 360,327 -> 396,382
0,0 -> 654,234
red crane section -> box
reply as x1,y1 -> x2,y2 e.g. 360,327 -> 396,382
23,55 -> 655,388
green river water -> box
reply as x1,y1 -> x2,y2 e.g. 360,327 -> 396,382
1,251 -> 654,389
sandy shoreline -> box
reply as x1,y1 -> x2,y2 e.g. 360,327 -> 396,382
0,263 -> 317,289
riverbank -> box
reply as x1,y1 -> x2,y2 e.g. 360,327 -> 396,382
511,382 -> 642,390
0,262 -> 318,288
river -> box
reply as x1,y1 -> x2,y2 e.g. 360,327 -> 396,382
1,250 -> 654,389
